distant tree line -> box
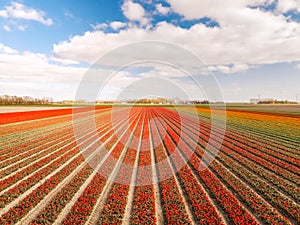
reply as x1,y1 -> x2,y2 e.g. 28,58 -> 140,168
258,99 -> 297,104
0,95 -> 53,105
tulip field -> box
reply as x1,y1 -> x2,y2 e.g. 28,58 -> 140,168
0,105 -> 299,225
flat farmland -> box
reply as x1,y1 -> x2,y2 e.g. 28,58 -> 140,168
223,104 -> 300,115
0,106 -> 299,225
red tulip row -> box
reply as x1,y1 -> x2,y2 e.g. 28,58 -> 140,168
0,110 -> 128,209
97,183 -> 130,224
0,107 -> 124,222
159,177 -> 191,224
61,173 -> 106,225
192,106 -> 299,154
0,108 -> 111,157
201,114 -> 300,166
161,108 -> 299,223
0,108 -> 75,125
218,112 -> 299,152
221,126 -> 300,167
0,115 -> 102,181
0,107 -> 111,160
29,115 -> 128,225
0,109 -> 117,178
62,108 -> 143,224
0,112 -> 72,136
223,136 -> 300,177
195,119 -> 300,201
0,144 -> 83,210
30,164 -> 94,224
201,130 -> 298,203
0,106 -> 111,125
156,147 -> 192,224
152,110 -> 223,224
208,159 -> 291,224
130,185 -> 156,225
130,115 -> 156,225
0,133 -> 73,170
0,106 -> 297,224
0,155 -> 84,224
0,142 -> 77,193
166,108 -> 300,202
0,126 -> 73,163
178,108 -> 300,180
154,111 -> 258,225
97,112 -> 143,224
0,121 -> 68,155
0,140 -> 76,179
0,113 -> 117,194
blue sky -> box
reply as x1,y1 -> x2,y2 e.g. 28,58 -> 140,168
0,0 -> 124,52
0,0 -> 300,102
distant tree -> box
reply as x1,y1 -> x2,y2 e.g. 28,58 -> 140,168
0,95 -> 54,105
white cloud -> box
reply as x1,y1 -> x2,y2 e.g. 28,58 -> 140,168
0,43 -> 18,54
121,0 -> 148,25
110,21 -> 126,30
276,0 -> 300,13
208,64 -> 250,74
3,25 -> 11,32
248,0 -> 275,7
64,10 -> 82,23
0,2 -> 53,26
52,11 -> 300,74
155,4 -> 170,15
3,1 -> 300,101
91,23 -> 108,30
17,0 -> 294,76
99,65 -> 206,101
0,43 -> 135,100
17,24 -> 28,31
0,51 -> 83,82
0,9 -> 8,18
64,11 -> 74,18
50,57 -> 80,65
165,0 -> 242,21
0,47 -> 89,100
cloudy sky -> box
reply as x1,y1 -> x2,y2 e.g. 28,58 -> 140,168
0,0 -> 300,102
